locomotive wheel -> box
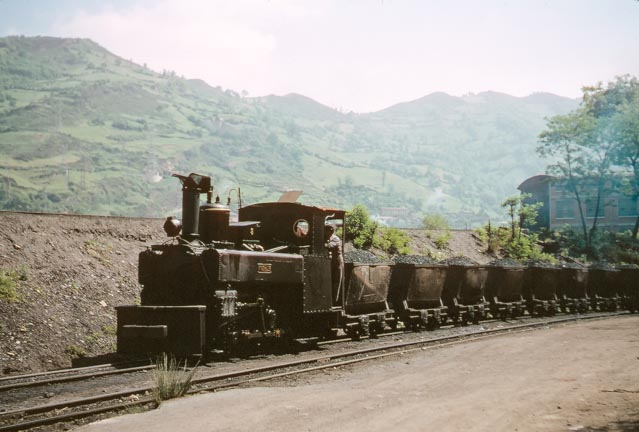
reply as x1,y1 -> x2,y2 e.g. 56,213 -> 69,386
346,327 -> 361,341
426,317 -> 438,331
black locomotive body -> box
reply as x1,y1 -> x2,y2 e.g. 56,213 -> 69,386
117,173 -> 349,356
116,172 -> 639,358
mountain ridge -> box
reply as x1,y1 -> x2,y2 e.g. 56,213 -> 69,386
0,36 -> 579,227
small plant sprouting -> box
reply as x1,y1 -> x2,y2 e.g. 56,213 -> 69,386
153,353 -> 197,404
65,344 -> 87,358
0,268 -> 25,302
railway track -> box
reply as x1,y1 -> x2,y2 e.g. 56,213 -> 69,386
0,311 -> 628,432
0,362 -> 154,393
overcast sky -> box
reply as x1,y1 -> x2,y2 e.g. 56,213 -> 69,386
2,0 -> 638,112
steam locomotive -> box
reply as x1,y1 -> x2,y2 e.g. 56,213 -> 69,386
116,173 -> 638,357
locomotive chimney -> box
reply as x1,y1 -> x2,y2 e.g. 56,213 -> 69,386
172,173 -> 212,241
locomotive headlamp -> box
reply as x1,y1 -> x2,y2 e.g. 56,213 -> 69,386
163,216 -> 182,237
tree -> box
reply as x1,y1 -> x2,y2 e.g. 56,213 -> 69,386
501,193 -> 542,241
481,194 -> 549,262
590,76 -> 639,237
537,93 -> 617,253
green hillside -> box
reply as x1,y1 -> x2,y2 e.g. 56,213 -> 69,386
0,36 -> 578,227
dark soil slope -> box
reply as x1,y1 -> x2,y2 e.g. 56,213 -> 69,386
0,212 -> 163,374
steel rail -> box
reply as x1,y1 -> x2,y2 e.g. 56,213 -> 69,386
0,363 -> 120,384
0,311 -> 627,432
0,365 -> 155,392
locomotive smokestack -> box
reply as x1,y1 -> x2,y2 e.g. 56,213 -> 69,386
172,173 -> 212,241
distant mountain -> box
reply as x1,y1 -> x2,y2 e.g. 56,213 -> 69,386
260,93 -> 346,121
0,36 -> 579,227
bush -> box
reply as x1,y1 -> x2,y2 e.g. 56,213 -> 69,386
0,271 -> 19,302
424,213 -> 451,249
423,213 -> 450,230
433,231 -> 452,250
0,266 -> 27,302
374,227 -> 412,255
480,223 -> 554,262
65,344 -> 87,358
345,204 -> 378,249
503,233 -> 555,263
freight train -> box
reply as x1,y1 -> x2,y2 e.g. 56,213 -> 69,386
116,173 -> 639,357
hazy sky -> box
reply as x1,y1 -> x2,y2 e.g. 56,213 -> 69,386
2,0 -> 638,112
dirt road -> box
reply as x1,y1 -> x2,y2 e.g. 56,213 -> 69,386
79,315 -> 639,432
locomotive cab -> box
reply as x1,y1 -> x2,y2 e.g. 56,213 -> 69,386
239,202 -> 345,257
239,202 -> 346,307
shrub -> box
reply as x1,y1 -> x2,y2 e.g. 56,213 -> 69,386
345,204 -> 378,249
0,266 -> 27,302
422,213 -> 450,230
374,227 -> 412,255
423,213 -> 452,250
433,231 -> 452,250
0,271 -> 19,302
65,344 -> 87,358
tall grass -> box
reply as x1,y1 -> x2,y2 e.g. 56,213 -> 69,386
152,353 -> 197,404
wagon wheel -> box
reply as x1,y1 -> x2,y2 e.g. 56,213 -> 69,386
369,322 -> 380,339
461,314 -> 469,326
